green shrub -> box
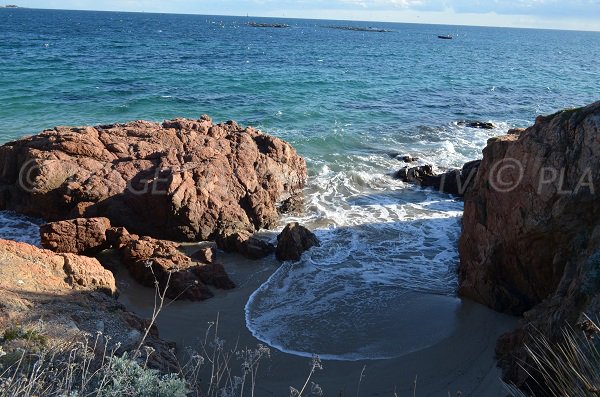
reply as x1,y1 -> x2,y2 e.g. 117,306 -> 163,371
100,354 -> 188,397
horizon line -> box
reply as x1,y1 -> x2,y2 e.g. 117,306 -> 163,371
3,6 -> 600,33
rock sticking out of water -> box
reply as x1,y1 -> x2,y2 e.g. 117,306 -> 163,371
394,160 -> 481,197
459,120 -> 496,129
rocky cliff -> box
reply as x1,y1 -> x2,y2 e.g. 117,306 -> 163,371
0,116 -> 306,241
459,101 -> 600,390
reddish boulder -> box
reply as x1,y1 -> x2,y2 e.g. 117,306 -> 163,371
0,238 -> 116,297
120,235 -> 235,301
0,118 -> 307,243
276,222 -> 320,261
40,217 -> 111,255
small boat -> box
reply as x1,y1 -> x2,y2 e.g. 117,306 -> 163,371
438,34 -> 453,39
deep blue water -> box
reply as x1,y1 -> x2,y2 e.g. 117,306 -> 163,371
1,8 -> 599,360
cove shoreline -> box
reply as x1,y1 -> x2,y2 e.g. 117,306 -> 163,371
115,245 -> 518,396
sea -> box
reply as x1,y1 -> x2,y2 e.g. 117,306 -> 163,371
1,8 -> 599,360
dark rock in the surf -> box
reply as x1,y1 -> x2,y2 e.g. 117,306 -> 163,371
278,194 -> 304,215
399,155 -> 419,163
0,117 -> 307,242
394,161 -> 480,197
388,153 -> 420,163
216,229 -> 275,260
433,160 -> 481,196
121,234 -> 235,301
40,217 -> 111,255
459,120 -> 496,129
276,222 -> 320,261
190,246 -> 215,264
394,164 -> 436,183
195,262 -> 236,290
458,101 -> 600,393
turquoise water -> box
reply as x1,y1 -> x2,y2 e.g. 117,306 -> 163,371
1,8 -> 599,359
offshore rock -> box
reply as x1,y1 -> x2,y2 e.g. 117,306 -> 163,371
458,102 -> 600,391
0,118 -> 307,243
394,160 -> 480,197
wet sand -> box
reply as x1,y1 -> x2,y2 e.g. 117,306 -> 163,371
116,247 -> 518,396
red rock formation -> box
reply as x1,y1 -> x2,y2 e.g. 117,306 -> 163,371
0,117 -> 306,242
458,101 -> 600,390
40,217 -> 111,255
119,233 -> 235,301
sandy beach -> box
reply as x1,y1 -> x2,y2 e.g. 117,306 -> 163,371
116,246 -> 518,396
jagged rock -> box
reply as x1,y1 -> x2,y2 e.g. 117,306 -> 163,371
40,217 -> 111,255
120,235 -> 235,301
276,222 -> 320,261
394,160 -> 480,197
458,102 -> 600,392
216,229 -> 275,260
0,239 -> 176,371
0,118 -> 306,243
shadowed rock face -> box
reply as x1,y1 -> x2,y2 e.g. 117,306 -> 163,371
458,101 -> 600,391
276,222 -> 320,261
0,117 -> 307,242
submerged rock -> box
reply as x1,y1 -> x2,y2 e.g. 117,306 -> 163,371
40,217 -> 111,255
458,101 -> 600,392
276,222 -> 320,261
0,117 -> 306,243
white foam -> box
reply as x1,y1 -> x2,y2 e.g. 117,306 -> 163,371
245,120 -> 509,360
0,211 -> 43,246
